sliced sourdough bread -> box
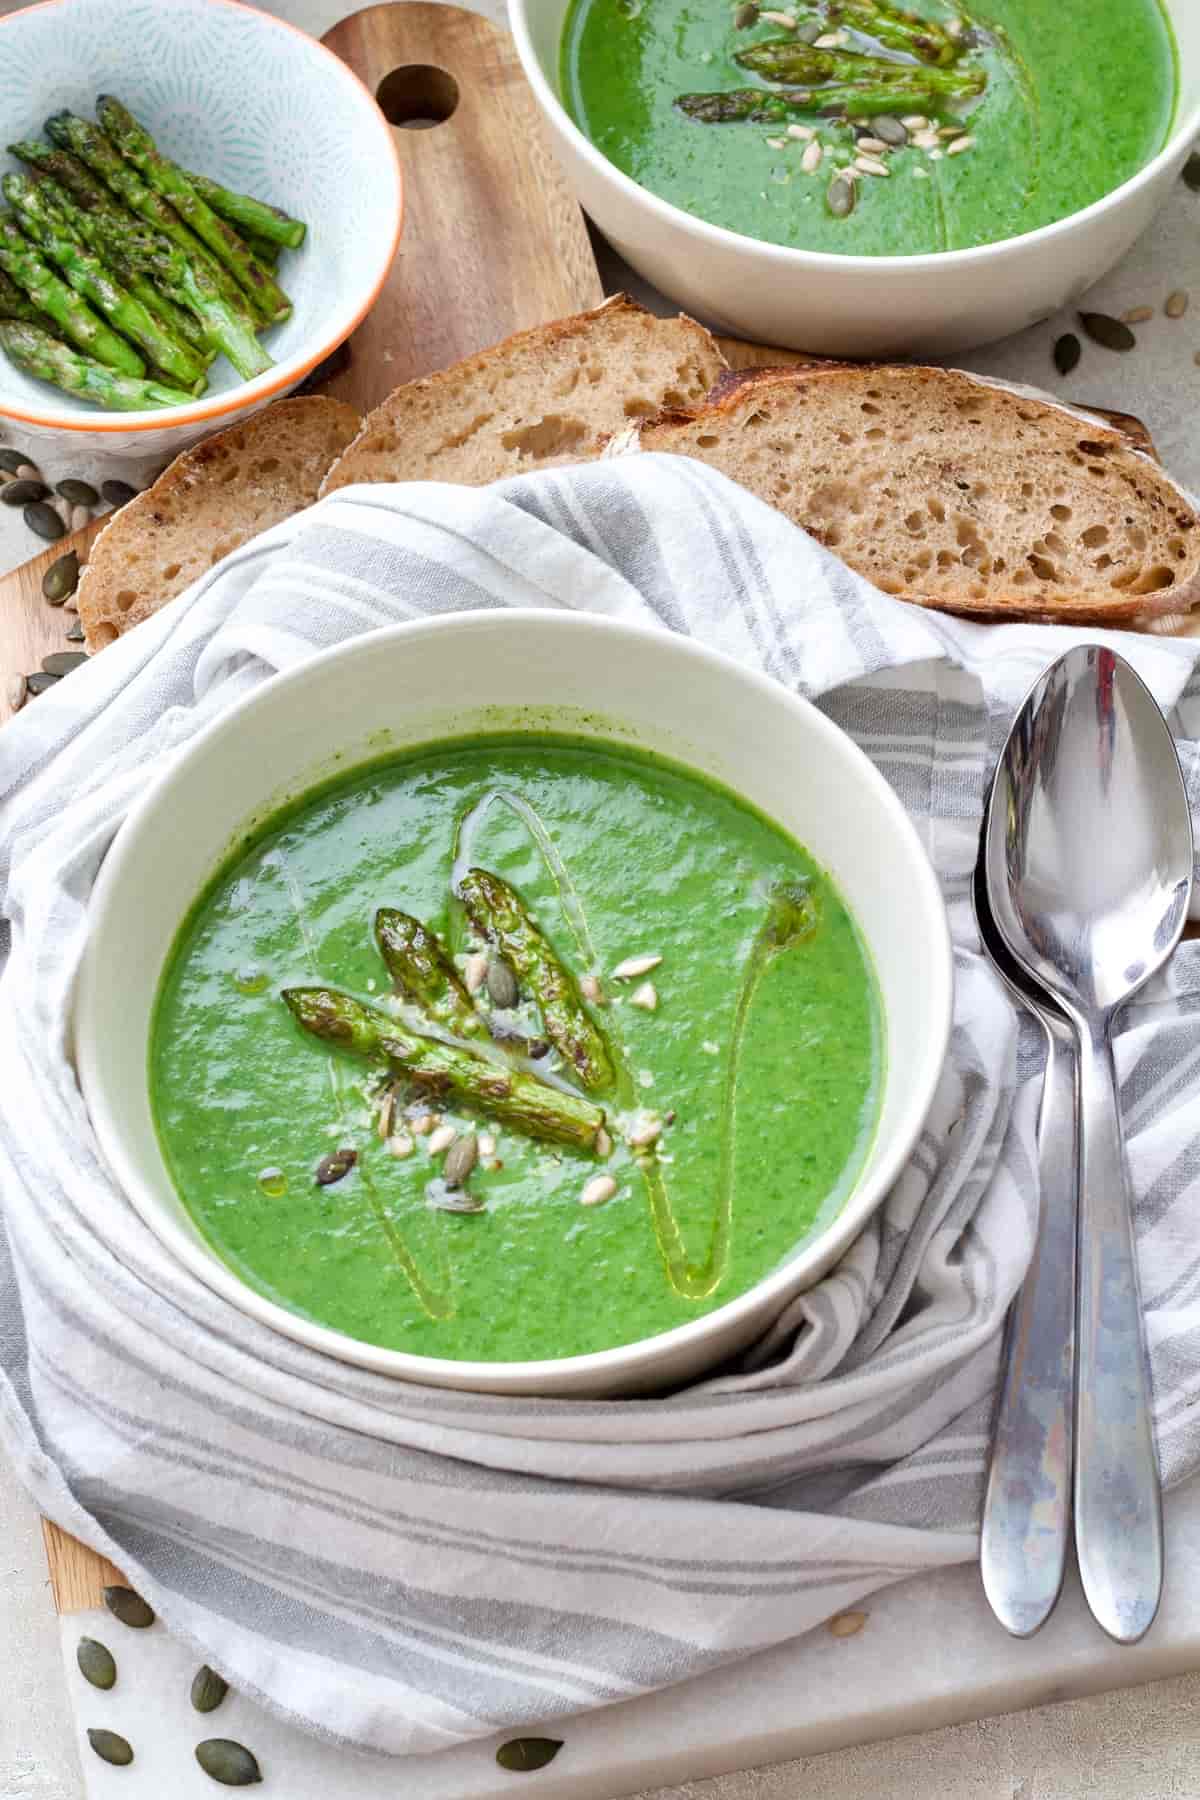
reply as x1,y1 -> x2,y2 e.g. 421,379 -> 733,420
77,396 -> 362,651
320,294 -> 727,496
639,364 -> 1200,624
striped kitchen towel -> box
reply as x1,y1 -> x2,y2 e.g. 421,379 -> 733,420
3,456 -> 1200,1756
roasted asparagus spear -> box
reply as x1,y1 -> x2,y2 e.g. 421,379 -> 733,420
181,167 -> 306,251
0,319 -> 194,409
375,909 -> 488,1042
282,987 -> 605,1151
733,37 -> 985,93
0,215 -> 144,375
457,868 -> 616,1093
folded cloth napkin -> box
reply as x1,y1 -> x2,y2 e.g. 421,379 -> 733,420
4,456 -> 1200,1758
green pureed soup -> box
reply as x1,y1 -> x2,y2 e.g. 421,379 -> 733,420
151,736 -> 881,1363
561,0 -> 1177,256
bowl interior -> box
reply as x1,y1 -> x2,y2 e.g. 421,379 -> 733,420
0,0 -> 400,427
74,611 -> 951,1395
517,0 -> 1200,240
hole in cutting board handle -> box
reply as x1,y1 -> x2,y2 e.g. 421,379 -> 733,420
376,65 -> 460,129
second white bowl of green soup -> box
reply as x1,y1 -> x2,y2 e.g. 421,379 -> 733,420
510,0 -> 1200,354
74,612 -> 951,1397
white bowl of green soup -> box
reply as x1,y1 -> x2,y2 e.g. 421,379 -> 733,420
510,0 -> 1199,355
74,612 -> 951,1397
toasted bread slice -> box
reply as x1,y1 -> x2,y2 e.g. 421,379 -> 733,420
78,396 -> 362,650
639,364 -> 1199,623
320,295 -> 726,496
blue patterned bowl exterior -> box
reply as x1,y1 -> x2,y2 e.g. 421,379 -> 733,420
0,0 -> 402,456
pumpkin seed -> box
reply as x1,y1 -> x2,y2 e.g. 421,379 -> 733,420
315,1146 -> 356,1185
496,1737 -> 564,1773
104,1584 -> 155,1628
1166,289 -> 1190,319
1183,151 -> 1200,191
486,955 -> 519,1009
195,1738 -> 263,1785
55,477 -> 99,506
733,1 -> 759,26
88,1728 -> 134,1766
25,500 -> 65,540
101,478 -> 138,508
42,549 -> 79,604
827,173 -> 856,217
25,670 -> 59,695
1053,332 -> 1081,376
7,672 -> 28,712
191,1665 -> 230,1713
1078,311 -> 1136,351
42,650 -> 87,676
0,447 -> 28,474
581,1174 -> 617,1207
76,1636 -> 117,1690
443,1132 -> 478,1187
870,114 -> 907,146
1,478 -> 49,505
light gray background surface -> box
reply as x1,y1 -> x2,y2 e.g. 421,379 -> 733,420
3,1 -> 1200,1796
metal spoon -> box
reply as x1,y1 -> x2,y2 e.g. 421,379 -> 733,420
986,644 -> 1193,1644
974,805 -> 1078,1638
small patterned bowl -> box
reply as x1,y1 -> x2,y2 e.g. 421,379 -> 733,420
0,0 -> 402,458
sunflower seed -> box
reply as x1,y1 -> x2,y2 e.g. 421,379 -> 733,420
1166,289 -> 1190,319
88,1729 -> 134,1767
579,972 -> 606,1004
733,1 -> 759,26
53,494 -> 73,528
101,478 -> 138,508
1184,151 -> 1200,191
912,128 -> 941,149
70,502 -> 91,532
801,139 -> 823,173
42,549 -> 79,604
42,650 -> 87,676
478,1132 -> 497,1157
629,1117 -> 663,1148
496,1738 -> 564,1773
814,29 -> 847,45
1,478 -> 48,505
870,114 -> 908,146
463,951 -> 488,994
25,670 -> 59,695
76,1636 -> 117,1689
760,7 -> 797,22
195,1738 -> 263,1785
55,477 -> 99,506
7,673 -> 27,712
855,137 -> 888,155
828,1609 -> 868,1637
411,1112 -> 437,1136
1121,305 -> 1155,323
191,1665 -> 230,1713
66,619 -> 85,641
427,1123 -> 456,1156
901,114 -> 929,129
486,955 -> 519,1008
315,1147 -> 356,1185
946,133 -> 974,155
630,981 -> 659,1010
0,447 -> 28,474
377,1083 -> 398,1140
103,1584 -> 155,1628
1079,311 -> 1136,351
25,500 -> 65,539
428,1183 -> 486,1213
855,154 -> 890,177
945,13 -> 963,34
827,173 -> 856,216
786,122 -> 815,140
612,953 -> 662,981
595,1126 -> 613,1158
443,1132 -> 478,1187
765,138 -> 787,152
581,1174 -> 618,1208
387,1131 -> 415,1158
1053,332 -> 1081,375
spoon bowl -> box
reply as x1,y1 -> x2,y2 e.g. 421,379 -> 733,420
986,644 -> 1193,1645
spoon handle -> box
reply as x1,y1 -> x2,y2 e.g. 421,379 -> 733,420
1074,1020 -> 1163,1644
980,1020 -> 1077,1637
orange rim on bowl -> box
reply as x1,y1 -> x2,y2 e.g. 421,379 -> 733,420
0,0 -> 404,434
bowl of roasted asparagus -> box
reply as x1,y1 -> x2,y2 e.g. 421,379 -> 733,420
0,0 -> 402,455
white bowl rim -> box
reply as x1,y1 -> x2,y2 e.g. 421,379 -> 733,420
75,607 -> 953,1391
0,0 -> 404,435
509,0 -> 1200,278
